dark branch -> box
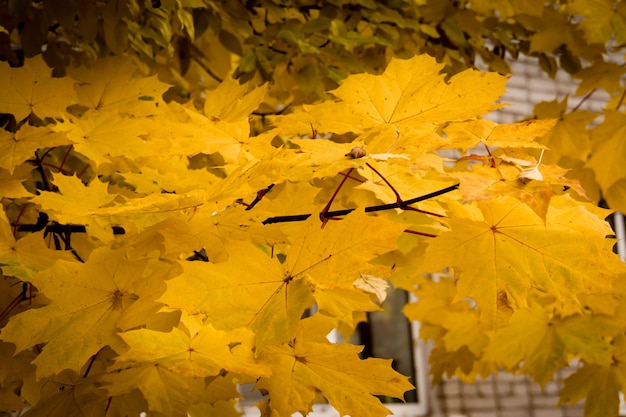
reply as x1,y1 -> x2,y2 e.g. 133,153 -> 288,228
262,184 -> 460,224
15,184 -> 460,233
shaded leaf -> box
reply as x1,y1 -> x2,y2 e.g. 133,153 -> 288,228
115,324 -> 270,378
0,247 -> 150,378
256,320 -> 413,417
0,125 -> 70,174
0,55 -> 77,121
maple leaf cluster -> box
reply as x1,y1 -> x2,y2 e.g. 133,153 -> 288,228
0,51 -> 625,417
4,0 -> 626,214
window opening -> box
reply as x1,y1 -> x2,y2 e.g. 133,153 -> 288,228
352,287 -> 418,404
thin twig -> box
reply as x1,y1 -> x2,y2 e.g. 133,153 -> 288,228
571,88 -> 597,112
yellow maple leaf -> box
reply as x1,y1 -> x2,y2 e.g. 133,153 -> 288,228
603,178 -> 626,214
203,77 -> 266,123
143,205 -> 286,263
451,163 -> 553,219
558,324 -> 626,417
559,362 -> 622,417
0,55 -> 77,121
426,345 -> 480,384
0,247 -> 151,379
69,55 -> 169,117
56,112 -> 151,167
255,320 -> 413,417
419,196 -> 623,326
102,364 -> 214,417
160,102 -> 248,163
29,173 -> 210,245
587,110 -> 626,211
31,174 -> 117,241
160,241 -> 313,350
539,110 -> 597,167
469,0 -> 545,18
0,210 -> 73,282
0,125 -> 70,174
404,276 -> 491,357
278,139 -> 368,182
450,156 -> 587,220
0,342 -> 35,411
188,400 -> 241,417
443,118 -> 554,152
353,273 -> 389,304
267,54 -> 507,153
567,0 -> 626,45
17,369 -> 116,417
573,60 -> 625,95
160,211 -> 405,348
484,302 -> 622,386
352,160 -> 456,215
115,324 -> 270,378
0,165 -> 33,198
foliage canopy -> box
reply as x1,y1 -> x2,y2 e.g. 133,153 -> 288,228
2,1 -> 626,417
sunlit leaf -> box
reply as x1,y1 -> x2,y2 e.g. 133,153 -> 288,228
419,196 -> 624,325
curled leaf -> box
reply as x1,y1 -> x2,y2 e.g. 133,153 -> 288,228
345,146 -> 367,159
518,166 -> 544,183
518,149 -> 545,184
353,273 -> 389,303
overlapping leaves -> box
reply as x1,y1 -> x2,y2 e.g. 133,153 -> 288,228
418,196 -> 623,324
0,50 -> 624,417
